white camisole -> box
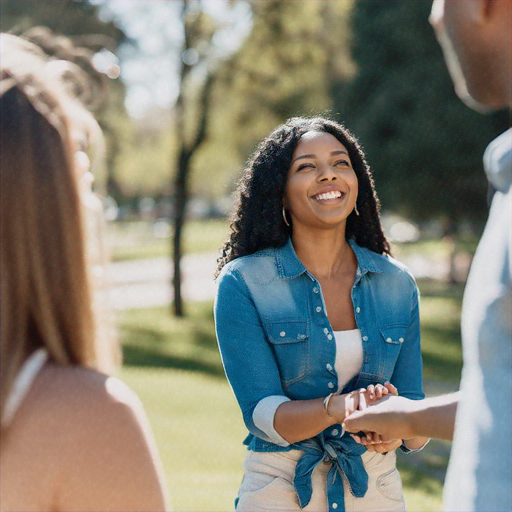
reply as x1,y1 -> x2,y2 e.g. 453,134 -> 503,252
1,348 -> 49,428
334,329 -> 363,392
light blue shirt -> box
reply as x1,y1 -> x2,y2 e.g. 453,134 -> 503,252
444,129 -> 512,512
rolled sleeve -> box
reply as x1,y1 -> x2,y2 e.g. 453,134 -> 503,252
253,395 -> 291,447
214,267 -> 290,444
400,438 -> 430,454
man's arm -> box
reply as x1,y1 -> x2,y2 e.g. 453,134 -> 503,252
342,392 -> 459,441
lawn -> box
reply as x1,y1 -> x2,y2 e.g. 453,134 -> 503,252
108,218 -> 230,261
118,278 -> 463,511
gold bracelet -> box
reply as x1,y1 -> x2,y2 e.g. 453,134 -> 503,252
323,392 -> 336,418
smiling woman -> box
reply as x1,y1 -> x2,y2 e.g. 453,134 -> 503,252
214,116 -> 429,512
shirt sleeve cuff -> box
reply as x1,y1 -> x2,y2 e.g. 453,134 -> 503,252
253,395 -> 291,447
400,438 -> 430,454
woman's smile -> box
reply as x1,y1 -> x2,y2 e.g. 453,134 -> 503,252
285,131 -> 358,228
310,187 -> 346,204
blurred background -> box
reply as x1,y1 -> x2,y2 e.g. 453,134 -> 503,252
2,1 -> 509,510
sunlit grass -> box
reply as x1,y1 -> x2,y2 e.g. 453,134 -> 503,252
108,218 -> 229,261
117,280 -> 462,511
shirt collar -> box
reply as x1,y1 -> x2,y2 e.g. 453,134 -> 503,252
275,237 -> 383,280
484,128 -> 511,193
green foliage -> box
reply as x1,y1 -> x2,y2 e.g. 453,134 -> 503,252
194,0 -> 355,194
336,0 -> 509,228
0,0 -> 124,42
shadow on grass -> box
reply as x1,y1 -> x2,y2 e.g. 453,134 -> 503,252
417,278 -> 465,300
421,324 -> 462,383
398,460 -> 445,497
122,343 -> 225,377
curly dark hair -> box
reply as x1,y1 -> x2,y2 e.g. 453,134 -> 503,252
216,116 -> 390,277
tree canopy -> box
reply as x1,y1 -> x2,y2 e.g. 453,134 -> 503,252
336,0 -> 509,230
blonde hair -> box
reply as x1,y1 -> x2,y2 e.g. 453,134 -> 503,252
0,33 -> 117,423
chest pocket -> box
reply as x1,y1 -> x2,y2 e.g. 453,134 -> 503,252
267,321 -> 310,387
379,325 -> 407,378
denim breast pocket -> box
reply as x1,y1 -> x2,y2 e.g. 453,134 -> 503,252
379,325 -> 407,377
267,320 -> 310,387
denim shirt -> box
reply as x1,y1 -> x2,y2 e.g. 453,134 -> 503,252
215,237 -> 424,441
215,238 -> 424,510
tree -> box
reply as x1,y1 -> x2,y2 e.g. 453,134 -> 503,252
189,0 -> 355,205
172,0 -> 217,317
210,0 -> 354,159
335,0 -> 509,233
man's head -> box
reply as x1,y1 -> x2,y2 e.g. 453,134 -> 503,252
430,0 -> 511,111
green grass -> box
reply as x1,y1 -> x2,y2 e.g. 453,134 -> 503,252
120,367 -> 246,511
108,218 -> 229,262
392,238 -> 478,259
417,279 -> 463,385
117,281 -> 462,511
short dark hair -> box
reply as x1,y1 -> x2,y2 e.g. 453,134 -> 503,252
216,116 -> 390,276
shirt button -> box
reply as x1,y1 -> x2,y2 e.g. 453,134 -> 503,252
356,307 -> 361,313
332,504 -> 338,510
313,287 -> 319,293
399,337 -> 404,342
323,328 -> 329,334
331,428 -> 339,436
327,334 -> 333,340
328,382 -> 335,389
280,331 -> 286,337
362,336 -> 368,341
316,306 -> 322,313
326,363 -> 333,371
386,337 -> 392,342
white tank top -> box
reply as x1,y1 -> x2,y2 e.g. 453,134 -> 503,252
2,348 -> 49,428
334,329 -> 363,392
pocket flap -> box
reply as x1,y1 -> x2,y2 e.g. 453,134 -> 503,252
268,321 -> 309,344
379,325 -> 407,345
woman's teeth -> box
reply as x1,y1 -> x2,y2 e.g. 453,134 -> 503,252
314,191 -> 343,201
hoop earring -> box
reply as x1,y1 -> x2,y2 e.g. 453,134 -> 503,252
282,206 -> 290,226
354,204 -> 360,216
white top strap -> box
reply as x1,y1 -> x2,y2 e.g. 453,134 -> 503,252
2,348 -> 49,428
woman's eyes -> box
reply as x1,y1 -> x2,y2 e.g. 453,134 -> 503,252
297,163 -> 315,171
296,160 -> 350,171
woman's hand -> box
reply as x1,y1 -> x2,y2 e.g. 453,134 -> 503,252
352,432 -> 402,453
345,382 -> 401,447
344,382 -> 398,417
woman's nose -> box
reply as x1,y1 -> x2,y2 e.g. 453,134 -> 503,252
318,165 -> 337,181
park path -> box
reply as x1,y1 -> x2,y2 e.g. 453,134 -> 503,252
108,252 -> 217,310
108,250 -> 451,310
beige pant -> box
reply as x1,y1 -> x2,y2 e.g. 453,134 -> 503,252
236,449 -> 406,512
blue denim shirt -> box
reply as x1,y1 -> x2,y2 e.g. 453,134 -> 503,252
215,238 -> 424,510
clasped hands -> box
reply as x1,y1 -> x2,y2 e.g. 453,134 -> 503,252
343,382 -> 401,454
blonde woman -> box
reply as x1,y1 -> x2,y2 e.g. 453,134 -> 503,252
0,33 -> 169,512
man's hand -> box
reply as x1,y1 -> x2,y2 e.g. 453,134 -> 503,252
342,394 -> 418,440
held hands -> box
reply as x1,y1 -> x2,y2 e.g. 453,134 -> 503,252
344,382 -> 402,453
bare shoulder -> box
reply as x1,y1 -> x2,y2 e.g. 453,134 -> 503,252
10,363 -> 169,511
28,363 -> 145,431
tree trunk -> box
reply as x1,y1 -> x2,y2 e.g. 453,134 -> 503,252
170,0 -> 214,317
